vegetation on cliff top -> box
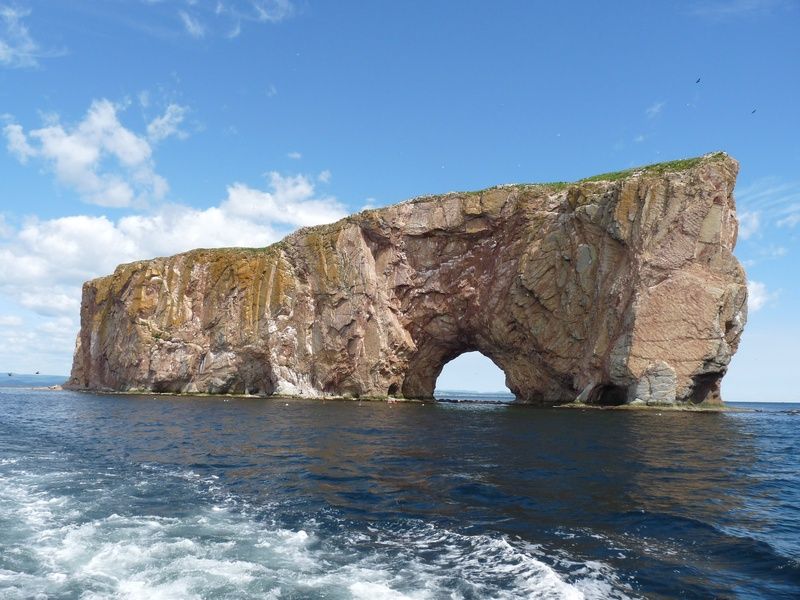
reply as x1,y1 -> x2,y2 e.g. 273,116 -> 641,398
411,151 -> 730,199
577,151 -> 728,183
510,151 -> 729,191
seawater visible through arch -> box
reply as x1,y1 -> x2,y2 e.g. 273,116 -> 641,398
434,352 -> 513,402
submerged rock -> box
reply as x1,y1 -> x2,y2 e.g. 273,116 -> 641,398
67,153 -> 747,406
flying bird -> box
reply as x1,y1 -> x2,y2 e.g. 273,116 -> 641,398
696,77 -> 701,83
751,108 -> 757,114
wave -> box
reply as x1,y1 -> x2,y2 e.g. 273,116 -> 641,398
0,454 -> 634,599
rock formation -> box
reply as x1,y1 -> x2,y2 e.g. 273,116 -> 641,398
67,153 -> 747,406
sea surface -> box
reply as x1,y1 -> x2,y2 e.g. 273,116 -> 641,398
1,375 -> 798,599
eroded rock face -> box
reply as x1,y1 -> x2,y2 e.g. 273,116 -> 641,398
67,153 -> 747,405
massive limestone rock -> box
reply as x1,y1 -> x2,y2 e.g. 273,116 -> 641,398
67,153 -> 747,406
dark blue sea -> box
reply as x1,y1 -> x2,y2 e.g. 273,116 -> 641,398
1,375 -> 798,599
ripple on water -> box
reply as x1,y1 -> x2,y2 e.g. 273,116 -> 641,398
0,454 -> 633,599
2,390 -> 799,599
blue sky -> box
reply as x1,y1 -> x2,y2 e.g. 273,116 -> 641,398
0,0 -> 798,401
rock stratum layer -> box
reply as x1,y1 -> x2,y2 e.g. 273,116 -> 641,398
67,153 -> 747,406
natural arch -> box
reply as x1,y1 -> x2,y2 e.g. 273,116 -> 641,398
68,155 -> 747,406
434,351 -> 511,397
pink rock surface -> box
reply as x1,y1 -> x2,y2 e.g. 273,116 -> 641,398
67,153 -> 747,406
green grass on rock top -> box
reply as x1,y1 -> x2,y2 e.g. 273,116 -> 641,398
577,151 -> 728,184
451,152 -> 729,196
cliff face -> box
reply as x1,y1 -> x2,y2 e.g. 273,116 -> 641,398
67,153 -> 747,406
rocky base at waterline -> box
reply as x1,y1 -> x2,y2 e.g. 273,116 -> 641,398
555,401 -> 746,412
67,152 -> 747,407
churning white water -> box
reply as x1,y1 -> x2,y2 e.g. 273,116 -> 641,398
0,452 -> 630,599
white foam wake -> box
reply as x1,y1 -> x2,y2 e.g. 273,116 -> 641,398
0,457 -> 634,599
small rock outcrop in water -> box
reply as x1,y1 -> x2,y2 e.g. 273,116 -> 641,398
67,153 -> 747,406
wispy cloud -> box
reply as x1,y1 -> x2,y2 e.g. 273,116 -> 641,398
226,20 -> 241,39
179,10 -> 205,38
146,103 -> 189,142
645,101 -> 665,119
737,178 -> 800,227
0,4 -> 59,68
220,0 -> 295,24
734,178 -> 800,268
161,1 -> 296,39
287,151 -> 302,160
0,215 -> 11,238
137,90 -> 151,108
777,209 -> 800,228
690,0 -> 790,18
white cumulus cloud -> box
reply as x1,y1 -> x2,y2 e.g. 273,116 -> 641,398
0,169 -> 346,373
738,210 -> 760,240
0,171 -> 345,316
4,99 -> 171,207
0,314 -> 78,375
4,122 -> 35,162
223,172 -> 345,228
747,280 -> 776,312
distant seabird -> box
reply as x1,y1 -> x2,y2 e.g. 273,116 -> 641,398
751,108 -> 757,114
696,77 -> 701,83
35,371 -> 40,375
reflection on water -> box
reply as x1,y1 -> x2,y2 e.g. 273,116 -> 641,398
0,388 -> 798,599
626,412 -> 755,514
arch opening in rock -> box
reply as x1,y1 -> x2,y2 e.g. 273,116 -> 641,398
432,351 -> 512,400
